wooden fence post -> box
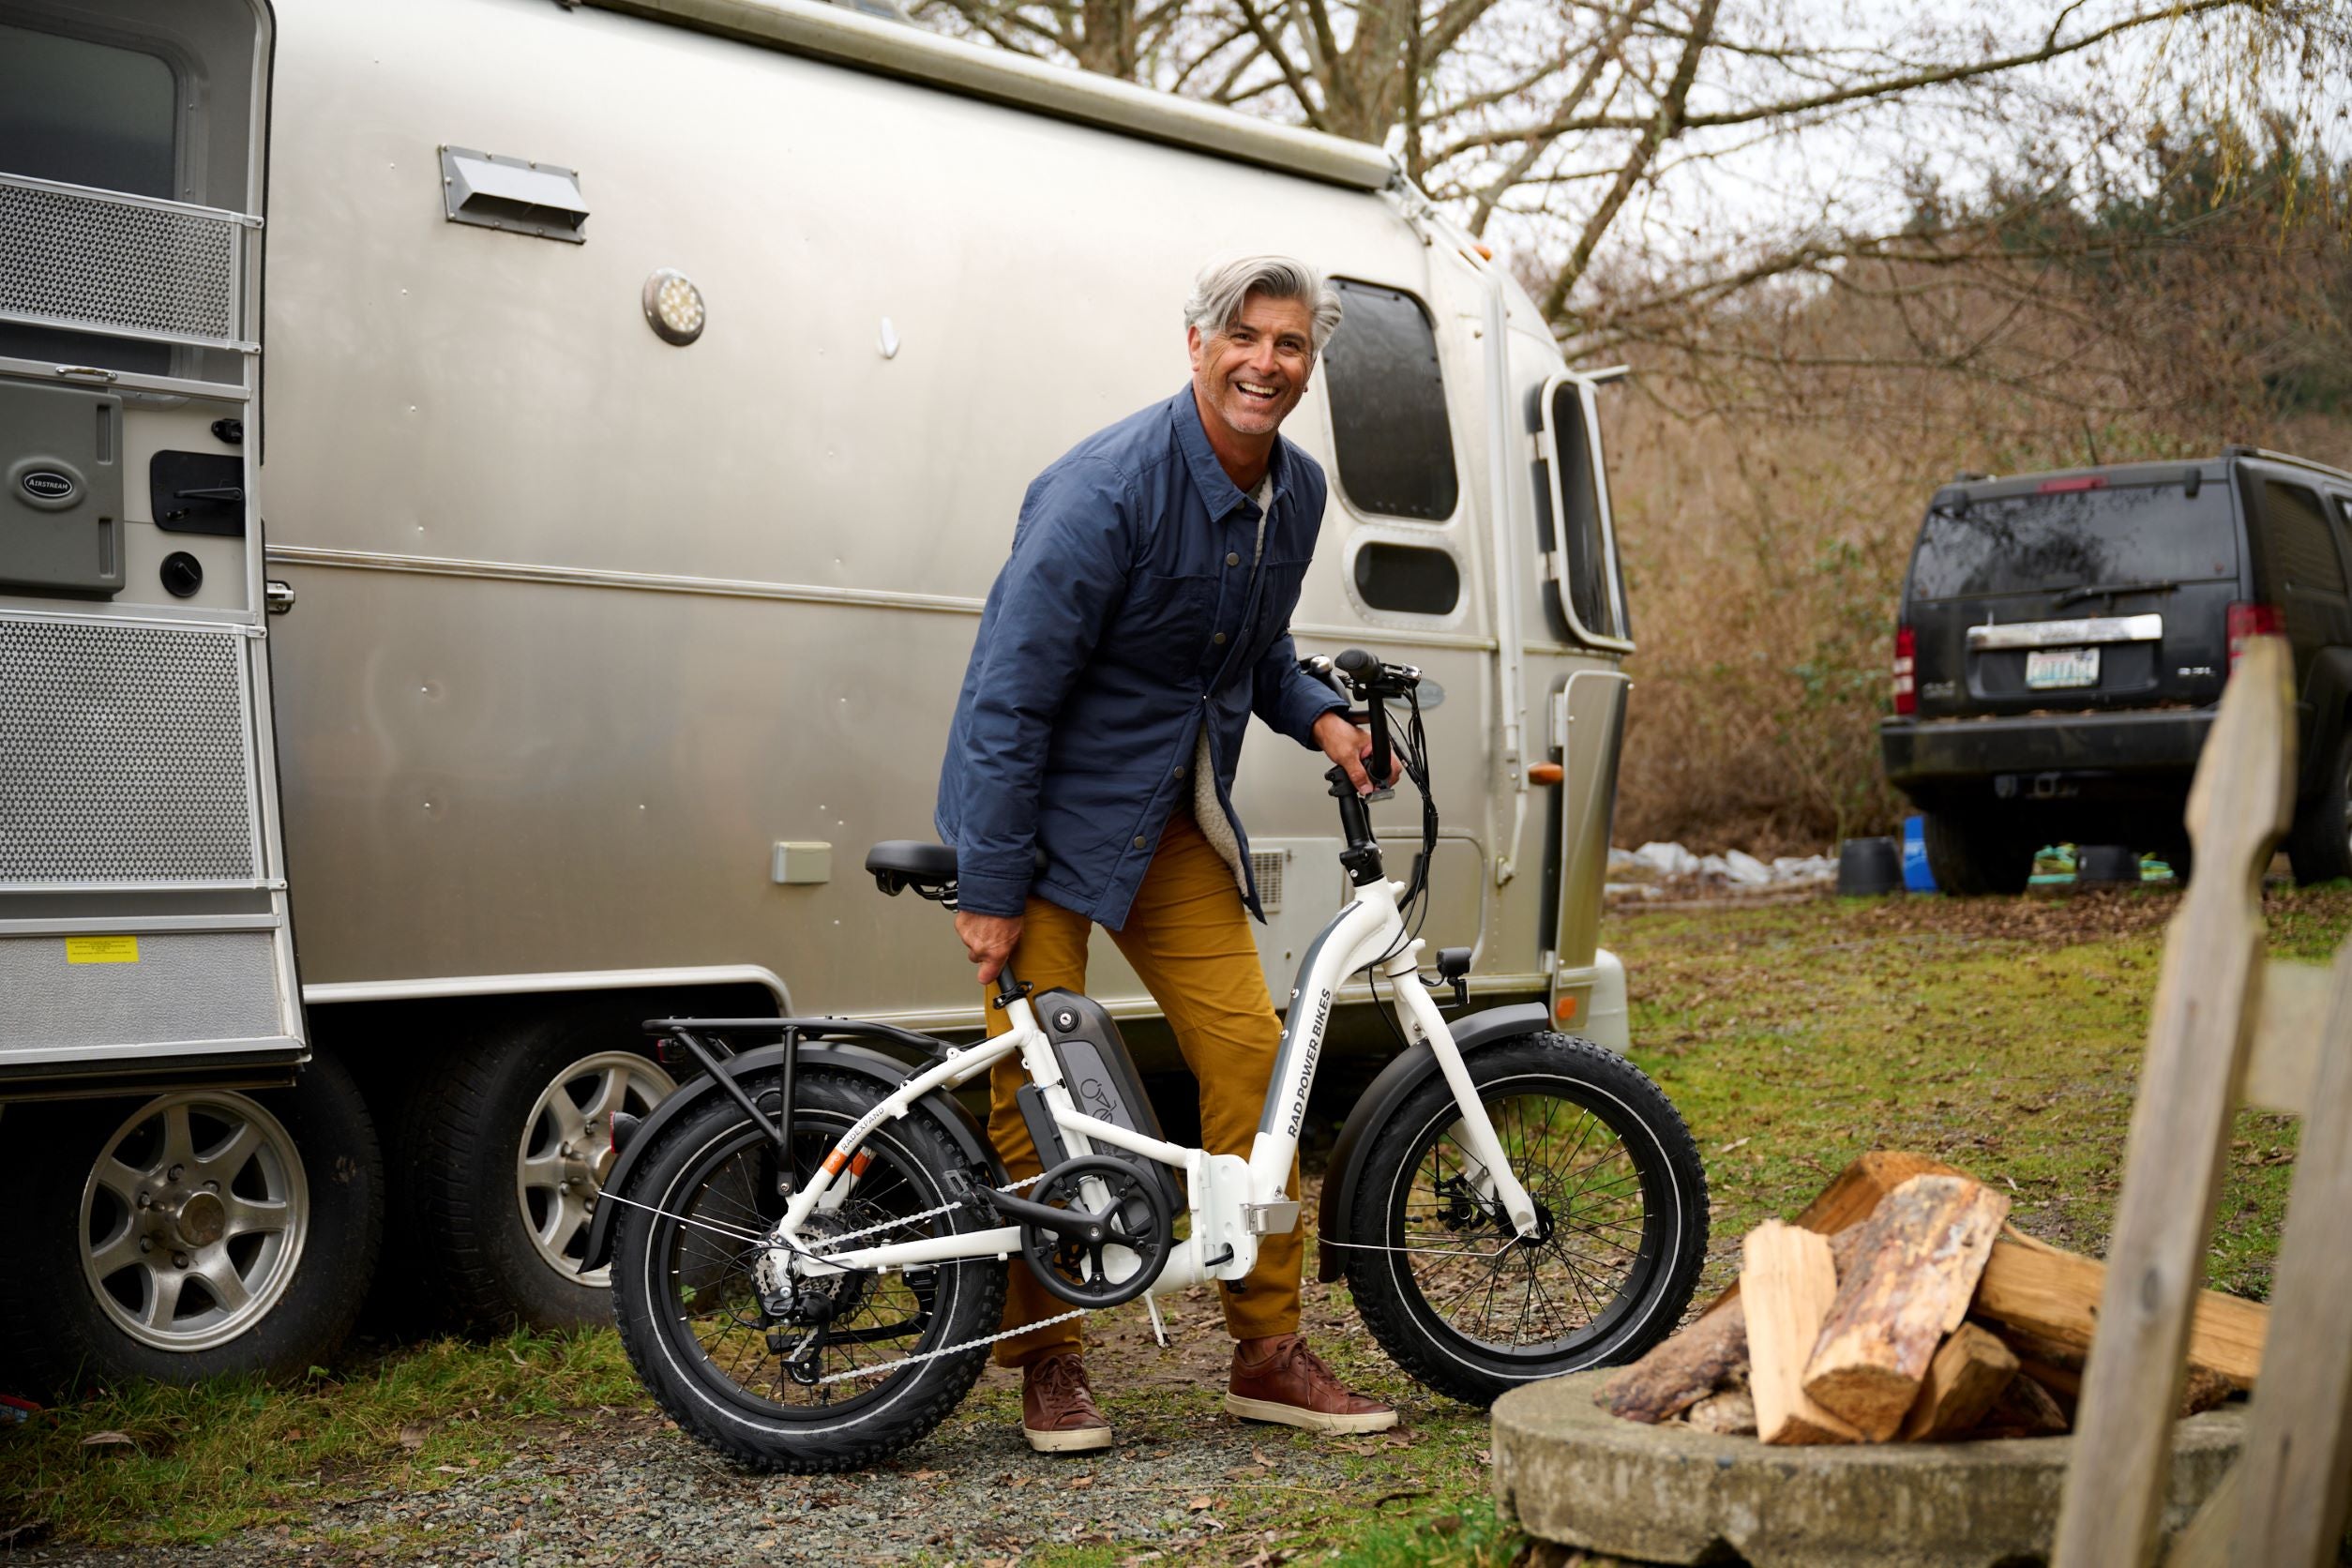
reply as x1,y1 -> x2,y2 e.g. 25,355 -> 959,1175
2051,636 -> 2295,1568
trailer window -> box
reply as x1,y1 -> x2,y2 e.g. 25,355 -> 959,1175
1352,541 -> 1461,616
0,25 -> 176,198
1537,382 -> 1623,641
1322,280 -> 1458,521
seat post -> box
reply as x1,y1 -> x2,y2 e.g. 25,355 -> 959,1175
994,962 -> 1024,1006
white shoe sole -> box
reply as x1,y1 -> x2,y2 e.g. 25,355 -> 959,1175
1024,1424 -> 1113,1454
1223,1393 -> 1399,1434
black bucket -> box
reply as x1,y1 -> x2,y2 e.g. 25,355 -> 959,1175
1837,837 -> 1904,896
2076,844 -> 2142,885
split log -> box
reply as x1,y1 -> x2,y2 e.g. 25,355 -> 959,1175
1897,1323 -> 2018,1440
1803,1174 -> 2011,1440
1686,1390 -> 1758,1437
1595,1296 -> 1746,1423
1598,1151 -> 1960,1425
1968,1366 -> 2070,1439
1742,1222 -> 1861,1445
1985,1323 -> 2234,1418
1970,1229 -> 2266,1388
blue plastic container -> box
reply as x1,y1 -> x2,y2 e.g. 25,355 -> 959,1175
1900,816 -> 1937,893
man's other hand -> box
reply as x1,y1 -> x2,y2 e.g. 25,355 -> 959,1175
1313,710 -> 1401,796
956,910 -> 1025,985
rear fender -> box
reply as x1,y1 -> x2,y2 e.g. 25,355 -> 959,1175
578,1040 -> 1003,1272
1315,1002 -> 1549,1282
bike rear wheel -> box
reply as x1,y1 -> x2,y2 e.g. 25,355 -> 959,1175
608,1070 -> 1006,1471
1341,1033 -> 1708,1406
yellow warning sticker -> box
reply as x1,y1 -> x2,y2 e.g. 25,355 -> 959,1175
66,937 -> 141,965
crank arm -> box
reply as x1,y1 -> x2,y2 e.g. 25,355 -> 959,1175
983,1187 -> 1116,1244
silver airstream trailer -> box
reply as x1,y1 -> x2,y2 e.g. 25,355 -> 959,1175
0,0 -> 1637,1387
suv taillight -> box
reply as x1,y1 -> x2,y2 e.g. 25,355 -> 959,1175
2227,602 -> 2283,669
1892,624 -> 1917,716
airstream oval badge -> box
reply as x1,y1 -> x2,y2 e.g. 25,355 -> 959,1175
21,470 -> 76,503
1417,678 -> 1445,710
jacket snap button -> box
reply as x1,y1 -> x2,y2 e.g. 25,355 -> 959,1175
1213,632 -> 1227,646
1226,551 -> 1241,567
1133,836 -> 1146,849
1173,764 -> 1185,778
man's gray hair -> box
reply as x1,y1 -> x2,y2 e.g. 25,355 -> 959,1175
1184,256 -> 1344,355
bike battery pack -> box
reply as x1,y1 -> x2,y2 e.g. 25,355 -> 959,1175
1035,988 -> 1164,1142
1031,988 -> 1182,1214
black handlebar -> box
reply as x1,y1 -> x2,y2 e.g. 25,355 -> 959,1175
1312,648 -> 1421,792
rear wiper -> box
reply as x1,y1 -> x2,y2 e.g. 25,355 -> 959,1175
2053,579 -> 2186,609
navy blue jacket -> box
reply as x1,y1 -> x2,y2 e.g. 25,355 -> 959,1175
937,386 -> 1348,928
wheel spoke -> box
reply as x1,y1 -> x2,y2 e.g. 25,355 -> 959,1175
93,1155 -> 148,1208
143,1268 -> 186,1331
223,1195 -> 292,1239
87,1225 -> 145,1281
160,1103 -> 197,1171
580,1066 -> 631,1126
196,1120 -> 264,1181
195,1256 -> 251,1315
519,1149 -> 565,1193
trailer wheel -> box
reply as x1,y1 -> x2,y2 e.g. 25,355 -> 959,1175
0,1055 -> 383,1395
403,1023 -> 674,1331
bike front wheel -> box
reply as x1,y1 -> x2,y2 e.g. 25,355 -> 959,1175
1341,1033 -> 1708,1406
608,1069 -> 1007,1471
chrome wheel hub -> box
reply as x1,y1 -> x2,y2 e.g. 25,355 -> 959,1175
516,1050 -> 675,1286
80,1092 -> 309,1352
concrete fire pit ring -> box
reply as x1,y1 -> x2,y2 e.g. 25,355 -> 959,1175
1492,1371 -> 2242,1568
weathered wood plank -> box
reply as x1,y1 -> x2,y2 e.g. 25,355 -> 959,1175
2244,957 -> 2326,1115
2051,634 -> 2295,1568
1971,1231 -> 2267,1388
1898,1323 -> 2018,1440
1742,1221 -> 1860,1445
2229,934 -> 2352,1566
1802,1174 -> 2010,1440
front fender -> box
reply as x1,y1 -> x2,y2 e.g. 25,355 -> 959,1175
578,1040 -> 1004,1272
1315,1002 -> 1549,1282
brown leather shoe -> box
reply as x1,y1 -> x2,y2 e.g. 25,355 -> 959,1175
1225,1334 -> 1398,1434
1021,1351 -> 1111,1454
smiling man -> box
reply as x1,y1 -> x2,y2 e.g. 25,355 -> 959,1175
936,256 -> 1397,1454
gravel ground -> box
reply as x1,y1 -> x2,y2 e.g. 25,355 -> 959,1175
10,1282 -> 1492,1567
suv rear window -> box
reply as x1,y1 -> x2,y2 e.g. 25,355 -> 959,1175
1909,482 -> 2236,600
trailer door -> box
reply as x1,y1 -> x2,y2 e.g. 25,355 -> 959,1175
1530,373 -> 1632,1027
0,0 -> 299,1088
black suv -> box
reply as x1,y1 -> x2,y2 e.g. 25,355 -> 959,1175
1880,448 -> 2352,893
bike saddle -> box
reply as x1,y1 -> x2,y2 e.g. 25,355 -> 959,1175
865,842 -> 1046,897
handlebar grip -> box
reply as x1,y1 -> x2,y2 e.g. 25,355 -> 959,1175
1334,647 -> 1378,680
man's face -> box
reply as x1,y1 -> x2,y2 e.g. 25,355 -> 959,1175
1188,291 -> 1317,444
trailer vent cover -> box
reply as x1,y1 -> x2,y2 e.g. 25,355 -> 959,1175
438,146 -> 587,243
1252,850 -> 1287,912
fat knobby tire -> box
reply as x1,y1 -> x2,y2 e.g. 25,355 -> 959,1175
1341,1033 -> 1708,1407
608,1070 -> 1007,1472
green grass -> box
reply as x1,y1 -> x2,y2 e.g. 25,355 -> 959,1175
8,885 -> 2342,1560
0,1328 -> 642,1549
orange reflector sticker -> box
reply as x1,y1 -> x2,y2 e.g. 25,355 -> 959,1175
1554,993 -> 1579,1021
848,1152 -> 872,1179
1528,762 -> 1564,786
822,1150 -> 848,1175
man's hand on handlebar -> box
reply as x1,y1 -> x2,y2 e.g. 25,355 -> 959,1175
1313,709 -> 1402,796
955,910 -> 1024,985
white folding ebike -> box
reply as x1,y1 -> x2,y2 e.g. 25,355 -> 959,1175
590,650 -> 1707,1471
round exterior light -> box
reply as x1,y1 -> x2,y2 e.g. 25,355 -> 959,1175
642,268 -> 705,346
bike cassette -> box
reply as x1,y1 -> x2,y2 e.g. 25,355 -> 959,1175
1018,1155 -> 1173,1308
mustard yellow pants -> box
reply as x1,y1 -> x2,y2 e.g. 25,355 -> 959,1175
982,811 -> 1302,1367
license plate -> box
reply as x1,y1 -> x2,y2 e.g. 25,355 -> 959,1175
2026,647 -> 2101,689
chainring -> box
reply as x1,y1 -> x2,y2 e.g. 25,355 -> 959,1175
1019,1155 -> 1173,1308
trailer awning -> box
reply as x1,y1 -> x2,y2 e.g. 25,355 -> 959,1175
583,0 -> 1400,192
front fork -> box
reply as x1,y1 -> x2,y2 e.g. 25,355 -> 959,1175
1380,943 -> 1543,1236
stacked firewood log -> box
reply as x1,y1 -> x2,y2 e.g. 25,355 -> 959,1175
1599,1153 -> 2264,1443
